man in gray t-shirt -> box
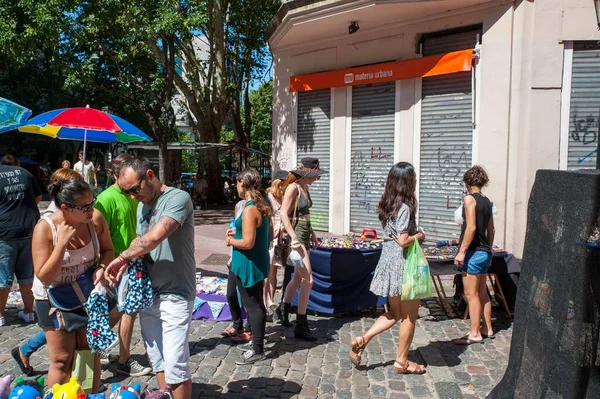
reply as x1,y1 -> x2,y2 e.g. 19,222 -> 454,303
106,157 -> 195,399
135,188 -> 195,300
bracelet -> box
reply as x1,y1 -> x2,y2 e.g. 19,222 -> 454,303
119,255 -> 132,265
95,263 -> 106,270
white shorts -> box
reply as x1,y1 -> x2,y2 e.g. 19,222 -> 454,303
140,295 -> 193,384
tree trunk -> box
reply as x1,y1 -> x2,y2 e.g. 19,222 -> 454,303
198,124 -> 225,203
157,137 -> 169,183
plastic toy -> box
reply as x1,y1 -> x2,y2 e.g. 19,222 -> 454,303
8,377 -> 44,399
44,389 -> 104,399
50,378 -> 83,399
108,384 -> 140,399
0,375 -> 11,399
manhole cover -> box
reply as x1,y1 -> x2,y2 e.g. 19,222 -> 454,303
200,253 -> 231,265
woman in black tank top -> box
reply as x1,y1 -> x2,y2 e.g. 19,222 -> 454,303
453,166 -> 496,345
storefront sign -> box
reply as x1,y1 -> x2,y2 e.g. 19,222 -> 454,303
290,49 -> 473,92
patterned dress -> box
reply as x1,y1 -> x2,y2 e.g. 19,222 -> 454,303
369,204 -> 418,297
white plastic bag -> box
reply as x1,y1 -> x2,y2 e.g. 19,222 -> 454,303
117,267 -> 129,311
287,249 -> 303,268
454,204 -> 464,226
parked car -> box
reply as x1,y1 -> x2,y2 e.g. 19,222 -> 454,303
181,172 -> 194,188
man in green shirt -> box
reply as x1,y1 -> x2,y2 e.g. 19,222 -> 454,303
95,154 -> 152,377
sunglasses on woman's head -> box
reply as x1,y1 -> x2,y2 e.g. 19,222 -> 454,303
66,199 -> 96,213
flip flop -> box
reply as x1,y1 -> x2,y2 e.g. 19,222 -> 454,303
481,333 -> 496,340
453,336 -> 484,345
11,347 -> 34,376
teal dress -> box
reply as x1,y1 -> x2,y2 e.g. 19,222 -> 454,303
231,201 -> 270,288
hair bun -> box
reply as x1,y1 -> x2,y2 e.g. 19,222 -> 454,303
48,181 -> 63,199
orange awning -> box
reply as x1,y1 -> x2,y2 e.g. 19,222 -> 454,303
290,49 -> 473,92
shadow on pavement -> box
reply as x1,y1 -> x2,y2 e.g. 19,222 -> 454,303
193,207 -> 233,226
227,377 -> 301,398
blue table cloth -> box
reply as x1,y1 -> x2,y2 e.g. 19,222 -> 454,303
291,246 -> 387,314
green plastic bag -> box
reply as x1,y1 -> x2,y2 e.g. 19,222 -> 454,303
401,241 -> 433,300
72,349 -> 95,394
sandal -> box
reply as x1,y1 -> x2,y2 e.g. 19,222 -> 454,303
453,335 -> 484,345
221,326 -> 243,337
481,332 -> 495,340
394,360 -> 426,375
349,336 -> 366,367
11,347 -> 34,376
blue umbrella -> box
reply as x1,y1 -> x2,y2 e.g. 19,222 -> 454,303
0,97 -> 31,133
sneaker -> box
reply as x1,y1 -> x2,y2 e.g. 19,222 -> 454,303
235,349 -> 266,365
18,311 -> 35,323
236,340 -> 253,352
96,349 -> 119,366
116,358 -> 153,377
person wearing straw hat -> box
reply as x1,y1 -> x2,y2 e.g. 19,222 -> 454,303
274,157 -> 326,341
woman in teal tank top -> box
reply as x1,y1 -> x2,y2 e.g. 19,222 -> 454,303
226,167 -> 272,365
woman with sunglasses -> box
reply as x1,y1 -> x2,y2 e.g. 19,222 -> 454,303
275,157 -> 326,341
31,178 -> 114,391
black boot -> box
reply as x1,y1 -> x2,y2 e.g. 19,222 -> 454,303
294,314 -> 317,342
276,302 -> 292,327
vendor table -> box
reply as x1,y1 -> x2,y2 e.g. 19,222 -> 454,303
291,245 -> 520,317
290,246 -> 387,314
428,252 -> 521,319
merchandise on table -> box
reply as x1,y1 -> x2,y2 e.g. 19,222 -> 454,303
317,235 -> 383,250
422,244 -> 506,260
196,276 -> 228,296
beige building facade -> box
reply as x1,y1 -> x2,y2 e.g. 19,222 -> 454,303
268,0 -> 600,256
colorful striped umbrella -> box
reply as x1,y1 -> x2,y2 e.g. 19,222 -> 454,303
19,106 -> 151,164
0,97 -> 32,133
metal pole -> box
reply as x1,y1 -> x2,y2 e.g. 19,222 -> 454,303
229,147 -> 233,179
82,128 -> 88,168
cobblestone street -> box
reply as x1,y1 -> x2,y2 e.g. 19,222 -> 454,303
0,206 -> 513,398
0,291 -> 511,399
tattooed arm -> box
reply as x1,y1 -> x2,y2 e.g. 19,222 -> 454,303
105,216 -> 181,283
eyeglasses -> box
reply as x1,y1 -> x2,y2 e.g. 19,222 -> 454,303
121,175 -> 146,196
66,199 -> 96,213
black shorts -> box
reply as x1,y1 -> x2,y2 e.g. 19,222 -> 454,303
36,297 -> 117,333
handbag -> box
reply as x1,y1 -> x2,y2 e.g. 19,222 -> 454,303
46,227 -> 100,332
276,187 -> 301,262
47,267 -> 96,311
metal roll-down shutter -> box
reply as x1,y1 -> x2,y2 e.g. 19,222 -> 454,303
297,89 -> 331,231
349,82 -> 396,234
418,28 -> 480,241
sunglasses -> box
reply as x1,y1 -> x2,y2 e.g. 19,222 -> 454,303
66,199 -> 96,213
122,175 -> 146,196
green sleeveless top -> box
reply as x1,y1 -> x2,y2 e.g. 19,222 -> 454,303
231,201 -> 270,288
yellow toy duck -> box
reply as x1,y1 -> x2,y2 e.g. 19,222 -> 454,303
49,378 -> 83,399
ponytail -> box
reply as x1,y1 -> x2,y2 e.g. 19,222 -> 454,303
237,167 -> 273,218
48,178 -> 92,207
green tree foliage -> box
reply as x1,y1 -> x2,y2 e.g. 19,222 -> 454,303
0,0 -> 280,194
249,80 -> 273,153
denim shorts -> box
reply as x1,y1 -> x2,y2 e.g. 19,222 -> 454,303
0,238 -> 34,288
458,250 -> 492,275
140,295 -> 193,384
